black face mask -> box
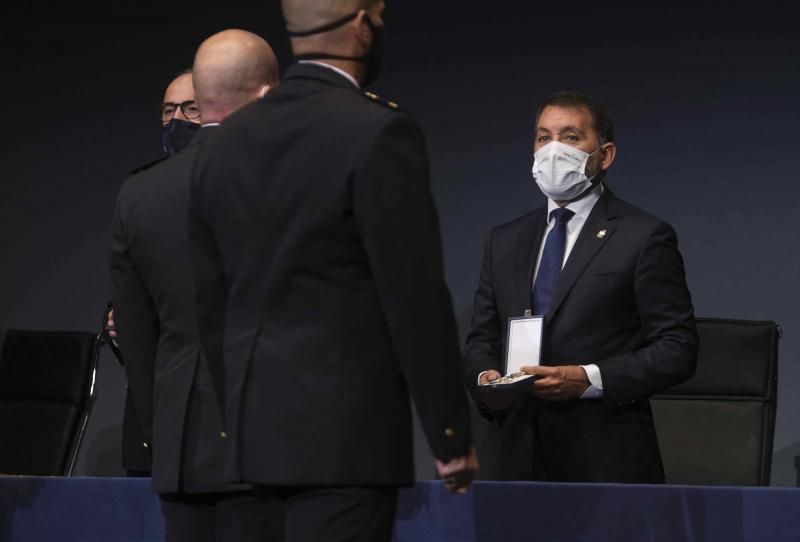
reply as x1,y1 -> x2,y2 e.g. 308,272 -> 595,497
161,118 -> 200,156
289,11 -> 385,87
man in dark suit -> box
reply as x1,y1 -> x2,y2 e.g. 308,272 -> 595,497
189,1 -> 478,540
160,69 -> 202,156
100,302 -> 151,477
103,70 -> 201,477
464,91 -> 698,483
110,30 -> 280,542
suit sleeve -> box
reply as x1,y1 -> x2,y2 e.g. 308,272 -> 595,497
109,189 -> 158,446
187,154 -> 228,413
462,232 -> 505,401
599,221 -> 699,405
352,112 -> 471,461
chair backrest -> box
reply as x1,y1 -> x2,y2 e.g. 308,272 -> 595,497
651,318 -> 780,486
0,330 -> 100,476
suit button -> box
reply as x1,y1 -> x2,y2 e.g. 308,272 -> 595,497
444,428 -> 455,438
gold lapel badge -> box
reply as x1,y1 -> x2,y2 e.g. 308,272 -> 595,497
596,229 -> 607,239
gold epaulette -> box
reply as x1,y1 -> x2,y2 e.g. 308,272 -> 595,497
363,91 -> 400,110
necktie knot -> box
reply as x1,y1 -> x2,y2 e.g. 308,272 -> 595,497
550,208 -> 575,225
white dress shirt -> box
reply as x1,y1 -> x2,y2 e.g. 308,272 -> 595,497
533,183 -> 605,399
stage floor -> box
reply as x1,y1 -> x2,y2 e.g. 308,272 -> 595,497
2,477 -> 799,541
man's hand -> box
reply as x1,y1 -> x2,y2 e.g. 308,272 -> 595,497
521,365 -> 590,401
106,308 -> 117,339
476,370 -> 517,411
479,370 -> 502,386
436,447 -> 479,494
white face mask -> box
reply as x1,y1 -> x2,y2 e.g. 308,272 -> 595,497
531,141 -> 602,201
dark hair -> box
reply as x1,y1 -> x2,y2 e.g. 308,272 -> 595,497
536,91 -> 614,144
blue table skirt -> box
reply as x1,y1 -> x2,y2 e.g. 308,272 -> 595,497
2,477 -> 799,541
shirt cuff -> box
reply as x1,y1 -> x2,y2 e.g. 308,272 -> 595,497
580,364 -> 603,399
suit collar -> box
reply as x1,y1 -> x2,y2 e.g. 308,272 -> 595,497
298,60 -> 360,89
186,124 -> 215,148
284,62 -> 361,93
515,208 -> 548,315
545,185 -> 620,321
515,184 -> 622,319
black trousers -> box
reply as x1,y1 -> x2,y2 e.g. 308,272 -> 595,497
160,490 -> 284,542
256,485 -> 398,542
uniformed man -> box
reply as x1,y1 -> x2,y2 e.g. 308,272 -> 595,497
160,70 -> 201,156
188,1 -> 478,540
100,302 -> 152,477
105,70 -> 201,477
110,30 -> 280,542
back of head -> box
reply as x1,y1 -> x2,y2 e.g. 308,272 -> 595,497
193,29 -> 279,123
282,0 -> 377,34
282,0 -> 383,86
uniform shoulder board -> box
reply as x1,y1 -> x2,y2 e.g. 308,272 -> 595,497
129,155 -> 168,175
363,91 -> 401,111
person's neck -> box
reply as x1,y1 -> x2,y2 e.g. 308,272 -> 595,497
198,105 -> 232,125
308,59 -> 362,84
554,177 -> 604,207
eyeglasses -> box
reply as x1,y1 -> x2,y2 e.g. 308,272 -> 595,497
162,100 -> 200,123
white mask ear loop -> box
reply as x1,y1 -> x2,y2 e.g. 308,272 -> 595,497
581,144 -> 606,175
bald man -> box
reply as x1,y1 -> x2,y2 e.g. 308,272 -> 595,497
110,30 -> 280,542
161,70 -> 201,156
111,70 -> 200,479
189,2 -> 477,540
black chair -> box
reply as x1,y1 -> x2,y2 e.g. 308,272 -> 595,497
0,330 -> 100,475
651,318 -> 780,486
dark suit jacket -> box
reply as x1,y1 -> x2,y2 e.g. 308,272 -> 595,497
189,63 -> 472,486
100,303 -> 151,474
110,128 -> 230,494
121,390 -> 151,474
463,186 -> 698,482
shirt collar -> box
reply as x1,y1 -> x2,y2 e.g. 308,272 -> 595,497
546,182 -> 604,222
298,60 -> 360,89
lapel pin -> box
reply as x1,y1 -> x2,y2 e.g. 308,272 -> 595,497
596,229 -> 607,239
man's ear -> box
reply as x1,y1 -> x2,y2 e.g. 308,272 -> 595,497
354,9 -> 371,44
600,142 -> 617,170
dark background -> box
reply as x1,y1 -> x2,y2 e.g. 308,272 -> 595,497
1,0 -> 798,484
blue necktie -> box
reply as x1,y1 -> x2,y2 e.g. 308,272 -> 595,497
532,208 -> 575,316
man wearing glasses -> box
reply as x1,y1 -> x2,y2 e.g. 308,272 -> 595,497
122,70 -> 201,178
161,70 -> 201,156
105,70 -> 203,478
111,30 -> 281,541
105,69 -> 201,477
